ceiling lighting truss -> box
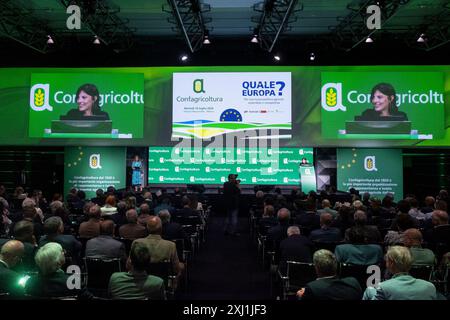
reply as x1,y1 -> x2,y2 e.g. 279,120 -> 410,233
252,0 -> 302,52
164,0 -> 211,53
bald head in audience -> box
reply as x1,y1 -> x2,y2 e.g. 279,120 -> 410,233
126,209 -> 138,224
403,228 -> 423,248
431,210 -> 448,226
100,220 -> 115,236
320,213 -> 333,228
147,216 -> 163,235
0,240 -> 24,268
277,208 -> 291,223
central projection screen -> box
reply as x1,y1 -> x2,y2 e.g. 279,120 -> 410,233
0,65 -> 448,147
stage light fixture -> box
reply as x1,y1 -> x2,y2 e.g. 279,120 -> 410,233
251,28 -> 259,43
181,54 -> 189,62
274,55 -> 281,61
46,35 -> 54,44
417,33 -> 426,43
203,30 -> 211,45
365,36 -> 374,43
310,52 -> 315,61
93,36 -> 101,45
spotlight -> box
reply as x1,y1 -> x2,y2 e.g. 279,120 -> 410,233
309,52 -> 315,61
180,54 -> 189,62
417,33 -> 426,43
251,28 -> 259,43
274,55 -> 281,61
365,36 -> 374,43
46,35 -> 54,45
203,30 -> 211,45
93,36 -> 101,45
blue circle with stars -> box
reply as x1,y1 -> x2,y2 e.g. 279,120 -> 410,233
220,109 -> 242,122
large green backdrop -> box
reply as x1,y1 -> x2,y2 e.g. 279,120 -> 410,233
337,148 -> 403,200
64,146 -> 126,199
0,65 -> 448,146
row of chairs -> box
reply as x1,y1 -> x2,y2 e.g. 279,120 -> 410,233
277,261 -> 446,300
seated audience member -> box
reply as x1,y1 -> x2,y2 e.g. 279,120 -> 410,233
267,208 -> 291,244
421,196 -> 435,216
423,210 -> 450,245
278,226 -> 313,272
363,246 -> 437,300
297,249 -> 362,300
403,228 -> 436,265
408,198 -> 426,221
138,203 -> 153,227
78,205 -> 101,239
159,209 -> 188,243
25,242 -> 91,298
154,197 -> 174,217
108,241 -> 166,300
111,201 -> 128,229
39,217 -> 82,263
309,213 -> 342,243
133,216 -> 184,283
258,205 -> 278,235
91,189 -> 106,207
294,200 -> 320,231
384,213 -> 416,246
11,202 -> 43,242
335,227 -> 383,266
85,220 -> 126,260
0,240 -> 25,296
344,210 -> 381,244
119,209 -> 148,240
332,203 -> 353,235
101,195 -> 118,216
317,199 -> 338,219
9,221 -> 37,271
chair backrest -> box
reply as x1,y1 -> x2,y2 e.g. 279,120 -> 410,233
313,241 -> 340,253
147,260 -> 174,288
115,237 -> 133,256
171,238 -> 188,262
339,263 -> 372,289
84,257 -> 122,290
409,264 -> 434,281
285,261 -> 316,289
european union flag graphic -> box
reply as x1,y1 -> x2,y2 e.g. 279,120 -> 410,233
220,109 -> 242,122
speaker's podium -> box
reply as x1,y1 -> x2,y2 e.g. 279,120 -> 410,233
299,164 -> 316,193
44,115 -> 118,138
50,120 -> 113,133
345,119 -> 412,134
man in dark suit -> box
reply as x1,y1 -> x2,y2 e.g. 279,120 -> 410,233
39,216 -> 82,263
0,240 -> 25,296
309,213 -> 342,243
85,220 -> 126,260
223,174 -> 240,236
297,249 -> 362,300
267,208 -> 291,244
278,226 -> 313,273
119,209 -> 148,240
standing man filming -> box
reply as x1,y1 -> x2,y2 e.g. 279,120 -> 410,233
223,174 -> 241,236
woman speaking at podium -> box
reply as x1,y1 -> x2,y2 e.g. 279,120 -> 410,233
64,84 -> 110,119
358,83 -> 408,121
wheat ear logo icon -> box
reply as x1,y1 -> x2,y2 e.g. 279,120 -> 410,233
326,88 -> 337,107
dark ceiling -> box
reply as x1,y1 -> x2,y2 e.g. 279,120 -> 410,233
0,0 -> 449,66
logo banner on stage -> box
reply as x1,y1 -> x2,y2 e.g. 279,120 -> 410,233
148,147 -> 313,185
337,148 -> 403,200
64,146 -> 126,198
